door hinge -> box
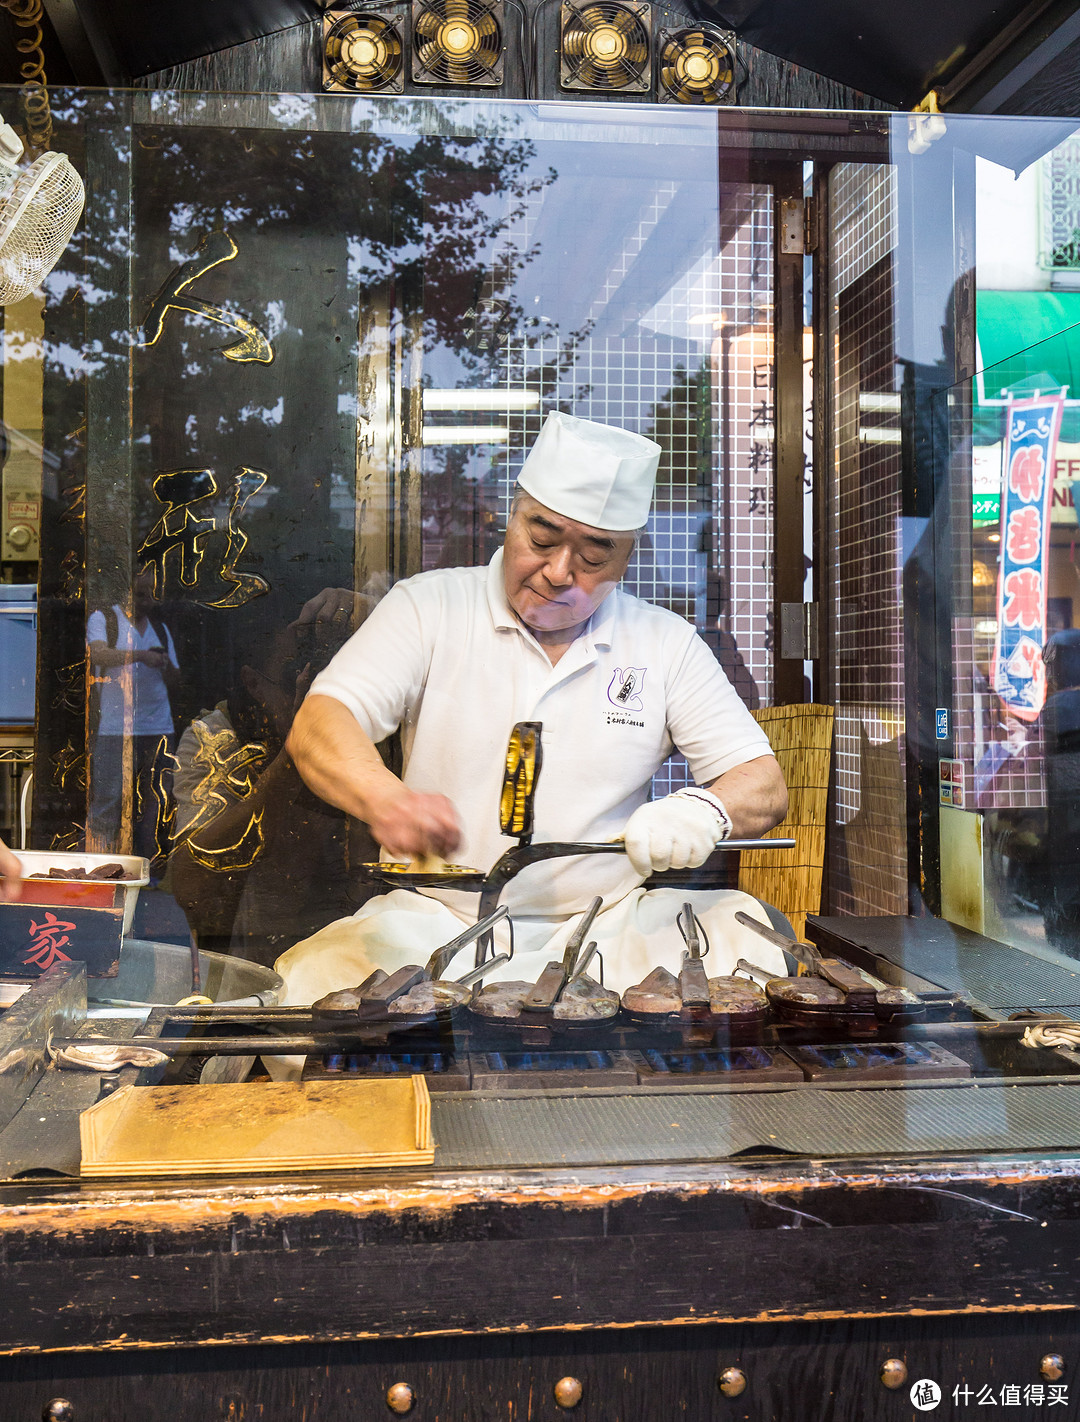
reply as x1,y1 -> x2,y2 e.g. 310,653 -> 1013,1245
779,197 -> 803,255
780,602 -> 819,659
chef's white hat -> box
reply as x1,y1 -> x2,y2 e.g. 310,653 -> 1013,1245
516,411 -> 661,532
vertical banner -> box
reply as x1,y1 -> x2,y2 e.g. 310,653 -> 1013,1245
992,392 -> 1066,722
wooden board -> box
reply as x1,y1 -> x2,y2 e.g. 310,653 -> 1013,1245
79,1076 -> 433,1178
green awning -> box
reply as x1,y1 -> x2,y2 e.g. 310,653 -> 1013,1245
975,291 -> 1080,444
977,290 -> 1080,396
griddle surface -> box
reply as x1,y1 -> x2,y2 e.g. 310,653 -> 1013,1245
432,1081 -> 1080,1167
808,915 -> 1080,1012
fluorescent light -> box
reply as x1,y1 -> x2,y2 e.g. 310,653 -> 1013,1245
422,425 -> 510,445
859,392 -> 901,412
423,390 -> 540,411
859,426 -> 902,444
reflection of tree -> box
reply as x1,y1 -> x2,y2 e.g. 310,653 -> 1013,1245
138,106 -> 555,376
646,361 -> 709,492
349,129 -> 554,368
644,359 -> 761,707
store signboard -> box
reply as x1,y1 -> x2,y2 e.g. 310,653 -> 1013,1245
991,393 -> 1066,723
973,443 -> 1001,522
974,441 -> 1080,523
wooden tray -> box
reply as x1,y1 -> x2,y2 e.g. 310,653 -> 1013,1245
80,1076 -> 433,1178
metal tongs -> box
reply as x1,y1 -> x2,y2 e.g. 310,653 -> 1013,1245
519,895 -> 604,1025
676,901 -> 711,1018
317,905 -> 514,1021
733,911 -> 922,1017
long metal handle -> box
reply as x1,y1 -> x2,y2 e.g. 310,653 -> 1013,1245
561,895 -> 603,977
568,940 -> 600,984
426,904 -> 509,979
734,957 -> 777,984
734,909 -> 820,972
452,951 -> 513,990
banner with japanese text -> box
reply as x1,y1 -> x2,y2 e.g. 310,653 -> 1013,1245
992,392 -> 1067,722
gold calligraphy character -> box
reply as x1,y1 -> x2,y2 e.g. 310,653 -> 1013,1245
137,467 -> 270,607
139,229 -> 274,364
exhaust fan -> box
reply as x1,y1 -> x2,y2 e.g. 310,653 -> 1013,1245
657,24 -> 736,104
323,8 -> 406,93
412,0 -> 505,86
560,0 -> 652,93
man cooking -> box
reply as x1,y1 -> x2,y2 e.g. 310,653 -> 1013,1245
278,411 -> 790,1011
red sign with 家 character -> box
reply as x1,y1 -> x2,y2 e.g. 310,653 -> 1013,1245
23,912 -> 76,971
0,902 -> 123,978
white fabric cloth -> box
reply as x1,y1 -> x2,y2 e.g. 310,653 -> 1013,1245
87,606 -> 177,736
308,550 -> 773,922
277,886 -> 786,1005
517,411 -> 660,531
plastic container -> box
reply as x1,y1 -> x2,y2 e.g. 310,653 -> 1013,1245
0,585 -> 36,725
0,939 -> 283,1012
87,939 -> 283,1010
16,851 -> 149,929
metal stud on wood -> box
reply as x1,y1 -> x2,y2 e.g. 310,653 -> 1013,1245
386,1382 -> 415,1414
881,1359 -> 908,1389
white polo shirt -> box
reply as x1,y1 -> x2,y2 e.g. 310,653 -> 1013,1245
309,550 -> 772,922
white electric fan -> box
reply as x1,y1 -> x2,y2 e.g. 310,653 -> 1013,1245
0,113 -> 84,305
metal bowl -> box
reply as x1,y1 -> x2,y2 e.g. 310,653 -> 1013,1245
86,938 -> 283,1011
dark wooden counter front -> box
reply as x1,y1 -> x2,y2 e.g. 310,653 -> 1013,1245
3,1150 -> 1080,1419
4,1152 -> 1080,1353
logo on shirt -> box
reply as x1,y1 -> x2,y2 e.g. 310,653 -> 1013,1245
607,666 -> 646,712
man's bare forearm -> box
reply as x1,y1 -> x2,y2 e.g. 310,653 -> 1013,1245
704,754 -> 788,839
286,694 -> 400,822
287,696 -> 461,857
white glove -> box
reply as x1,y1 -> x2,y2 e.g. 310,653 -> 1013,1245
623,788 -> 732,876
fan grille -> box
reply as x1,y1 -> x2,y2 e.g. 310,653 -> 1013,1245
412,0 -> 504,86
560,0 -> 652,93
0,152 -> 85,306
323,9 -> 405,93
658,24 -> 735,104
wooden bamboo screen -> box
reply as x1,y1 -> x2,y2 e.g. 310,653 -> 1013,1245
738,703 -> 835,941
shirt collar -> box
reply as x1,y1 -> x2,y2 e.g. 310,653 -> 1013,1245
485,547 -> 618,649
486,548 -> 519,631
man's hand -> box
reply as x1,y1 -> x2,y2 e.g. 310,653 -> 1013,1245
0,838 -> 22,902
624,790 -> 727,876
622,754 -> 788,877
140,647 -> 169,671
368,787 -> 462,861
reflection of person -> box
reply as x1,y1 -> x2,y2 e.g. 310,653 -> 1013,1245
1041,631 -> 1080,954
87,568 -> 179,861
0,838 -> 20,901
169,589 -> 380,966
279,412 -> 789,1013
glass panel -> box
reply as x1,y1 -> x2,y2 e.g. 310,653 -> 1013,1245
3,88 -> 823,1177
21,93 -> 1080,1174
934,322 -> 1080,953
